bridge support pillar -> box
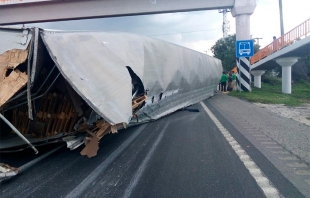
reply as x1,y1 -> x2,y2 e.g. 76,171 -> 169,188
231,0 -> 256,92
275,57 -> 299,94
251,70 -> 266,88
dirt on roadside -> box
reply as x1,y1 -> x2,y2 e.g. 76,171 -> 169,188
254,103 -> 310,126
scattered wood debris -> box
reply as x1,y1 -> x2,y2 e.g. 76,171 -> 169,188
0,163 -> 19,181
80,94 -> 147,158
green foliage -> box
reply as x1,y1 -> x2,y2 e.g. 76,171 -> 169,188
253,43 -> 260,54
211,34 -> 236,72
298,79 -> 310,85
292,55 -> 310,82
211,34 -> 260,72
228,81 -> 310,106
261,75 -> 281,85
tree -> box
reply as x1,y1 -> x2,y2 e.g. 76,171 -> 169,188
292,56 -> 310,82
211,34 -> 260,72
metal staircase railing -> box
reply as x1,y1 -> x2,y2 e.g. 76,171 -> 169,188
251,18 -> 310,64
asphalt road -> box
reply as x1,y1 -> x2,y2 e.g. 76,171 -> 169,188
0,100 -> 305,198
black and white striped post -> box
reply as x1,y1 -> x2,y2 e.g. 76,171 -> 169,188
231,0 -> 256,92
236,57 -> 251,91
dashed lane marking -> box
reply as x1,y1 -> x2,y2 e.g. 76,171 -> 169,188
65,124 -> 148,198
278,156 -> 299,161
265,146 -> 282,149
252,134 -> 266,137
272,150 -> 290,155
256,138 -> 271,141
247,131 -> 260,134
200,102 -> 281,198
123,122 -> 169,198
294,170 -> 310,176
261,142 -> 277,145
286,163 -> 308,168
241,126 -> 257,129
304,179 -> 310,185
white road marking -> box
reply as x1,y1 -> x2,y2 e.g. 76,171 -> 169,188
200,102 -> 281,198
65,124 -> 148,198
248,131 -> 259,133
272,150 -> 290,155
252,134 -> 267,137
286,163 -> 308,168
256,138 -> 271,141
123,122 -> 169,198
265,146 -> 282,149
278,156 -> 299,161
261,142 -> 277,145
304,179 -> 310,185
294,170 -> 310,176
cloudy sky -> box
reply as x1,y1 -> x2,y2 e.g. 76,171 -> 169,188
29,0 -> 310,55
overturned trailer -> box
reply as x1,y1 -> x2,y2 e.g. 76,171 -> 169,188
0,27 -> 222,178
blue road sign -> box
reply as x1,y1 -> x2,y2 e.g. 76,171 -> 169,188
236,40 -> 254,57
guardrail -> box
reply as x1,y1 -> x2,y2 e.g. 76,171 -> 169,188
251,18 -> 310,64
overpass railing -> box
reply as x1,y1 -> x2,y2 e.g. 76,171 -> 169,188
251,18 -> 310,64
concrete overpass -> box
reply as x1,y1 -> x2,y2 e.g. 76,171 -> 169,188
250,18 -> 310,94
0,0 -> 236,25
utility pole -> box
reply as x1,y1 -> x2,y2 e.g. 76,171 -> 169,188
252,37 -> 263,45
279,0 -> 284,35
218,9 -> 231,38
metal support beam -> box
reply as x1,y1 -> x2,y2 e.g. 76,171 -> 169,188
0,113 -> 38,154
0,0 -> 234,25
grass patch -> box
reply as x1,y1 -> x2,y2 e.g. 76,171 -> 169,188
228,80 -> 310,106
307,117 -> 310,120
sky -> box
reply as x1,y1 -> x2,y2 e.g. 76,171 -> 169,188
28,0 -> 310,55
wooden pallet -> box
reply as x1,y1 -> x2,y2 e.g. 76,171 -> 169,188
132,95 -> 147,110
12,92 -> 78,138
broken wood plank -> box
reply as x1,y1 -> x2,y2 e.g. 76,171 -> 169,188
132,95 -> 147,109
95,122 -> 110,138
0,48 -> 28,82
0,70 -> 28,107
80,135 -> 100,158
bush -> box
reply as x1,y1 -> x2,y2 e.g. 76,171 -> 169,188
261,75 -> 281,85
296,79 -> 310,85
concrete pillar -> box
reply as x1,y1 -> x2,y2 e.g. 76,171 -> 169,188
251,70 -> 266,88
231,0 -> 256,92
275,57 -> 299,94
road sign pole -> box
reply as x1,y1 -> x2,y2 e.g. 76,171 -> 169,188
231,0 -> 256,92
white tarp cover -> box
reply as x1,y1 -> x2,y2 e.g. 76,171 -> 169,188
0,27 -> 32,54
41,30 -> 222,124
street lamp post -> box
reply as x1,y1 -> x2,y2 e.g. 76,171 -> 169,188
279,0 -> 284,35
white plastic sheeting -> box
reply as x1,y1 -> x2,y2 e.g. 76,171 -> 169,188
41,30 -> 222,125
0,27 -> 32,54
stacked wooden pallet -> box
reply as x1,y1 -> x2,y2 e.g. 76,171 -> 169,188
12,103 -> 29,134
12,93 -> 78,138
